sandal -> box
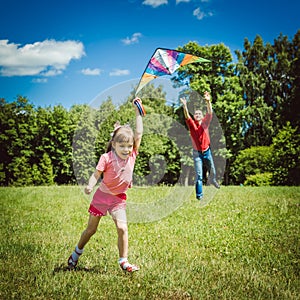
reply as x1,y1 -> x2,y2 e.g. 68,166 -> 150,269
67,249 -> 82,270
119,260 -> 139,273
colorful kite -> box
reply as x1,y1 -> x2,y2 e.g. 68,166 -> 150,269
135,48 -> 210,95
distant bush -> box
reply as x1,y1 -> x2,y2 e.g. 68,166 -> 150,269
244,172 -> 273,186
231,146 -> 273,185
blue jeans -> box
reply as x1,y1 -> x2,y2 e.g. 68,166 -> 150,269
193,148 -> 217,198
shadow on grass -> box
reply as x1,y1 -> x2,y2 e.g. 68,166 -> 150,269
52,264 -> 137,277
53,264 -> 107,274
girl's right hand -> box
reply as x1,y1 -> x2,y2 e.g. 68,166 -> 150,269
84,186 -> 93,194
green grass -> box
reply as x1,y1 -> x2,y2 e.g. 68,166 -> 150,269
0,186 -> 299,299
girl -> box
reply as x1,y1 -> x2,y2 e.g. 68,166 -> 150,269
67,98 -> 143,272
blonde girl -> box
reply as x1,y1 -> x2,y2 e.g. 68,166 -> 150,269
67,98 -> 143,272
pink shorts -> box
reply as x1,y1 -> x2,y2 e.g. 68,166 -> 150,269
88,188 -> 127,217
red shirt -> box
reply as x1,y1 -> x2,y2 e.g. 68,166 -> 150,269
186,114 -> 212,152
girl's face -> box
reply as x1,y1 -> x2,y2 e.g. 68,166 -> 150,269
113,141 -> 134,160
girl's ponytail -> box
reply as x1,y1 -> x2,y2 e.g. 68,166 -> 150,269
106,140 -> 113,153
106,121 -> 121,153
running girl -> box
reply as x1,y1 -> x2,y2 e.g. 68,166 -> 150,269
67,98 -> 143,272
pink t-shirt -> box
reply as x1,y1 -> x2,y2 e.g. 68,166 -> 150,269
96,149 -> 137,195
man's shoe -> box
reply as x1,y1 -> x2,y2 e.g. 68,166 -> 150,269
212,180 -> 220,189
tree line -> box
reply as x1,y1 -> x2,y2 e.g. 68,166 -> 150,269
1,31 -> 299,186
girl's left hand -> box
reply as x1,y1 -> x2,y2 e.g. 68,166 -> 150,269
133,97 -> 141,107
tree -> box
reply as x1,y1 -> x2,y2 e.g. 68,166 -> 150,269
271,122 -> 300,186
1,96 -> 37,186
37,153 -> 54,185
289,30 -> 300,130
8,156 -> 33,186
72,105 -> 98,185
234,33 -> 299,144
235,36 -> 276,146
94,97 -> 120,159
44,105 -> 75,184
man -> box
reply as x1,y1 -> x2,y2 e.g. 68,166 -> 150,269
180,91 -> 220,200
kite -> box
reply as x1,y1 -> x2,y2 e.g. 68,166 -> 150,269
135,48 -> 210,96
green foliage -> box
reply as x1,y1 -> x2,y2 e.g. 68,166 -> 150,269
7,156 -> 33,186
47,105 -> 75,184
72,106 -> 99,185
289,31 -> 300,128
234,33 -> 299,144
1,30 -> 300,186
134,83 -> 171,115
131,86 -> 182,185
271,122 -> 300,186
231,146 -> 273,185
244,172 -> 273,186
31,153 -> 54,185
0,97 -> 34,185
0,97 -> 75,186
176,42 -> 234,97
213,76 -> 246,155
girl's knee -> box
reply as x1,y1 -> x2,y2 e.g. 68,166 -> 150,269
85,226 -> 97,236
117,223 -> 128,235
85,215 -> 100,236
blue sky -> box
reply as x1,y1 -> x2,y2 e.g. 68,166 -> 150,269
0,0 -> 299,109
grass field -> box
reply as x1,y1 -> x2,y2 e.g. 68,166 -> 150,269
0,185 -> 299,299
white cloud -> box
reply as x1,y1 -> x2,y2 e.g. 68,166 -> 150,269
193,7 -> 213,20
0,39 -> 85,77
176,0 -> 190,4
32,78 -> 48,83
193,7 -> 204,20
109,69 -> 130,76
42,68 -> 63,77
142,0 -> 168,8
121,33 -> 142,45
81,68 -> 102,76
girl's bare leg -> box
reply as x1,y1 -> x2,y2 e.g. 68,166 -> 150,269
68,214 -> 101,269
78,214 -> 101,249
111,209 -> 139,272
111,209 -> 128,258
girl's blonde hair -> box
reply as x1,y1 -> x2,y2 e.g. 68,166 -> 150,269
106,125 -> 135,152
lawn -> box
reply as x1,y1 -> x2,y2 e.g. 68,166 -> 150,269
0,185 -> 299,299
